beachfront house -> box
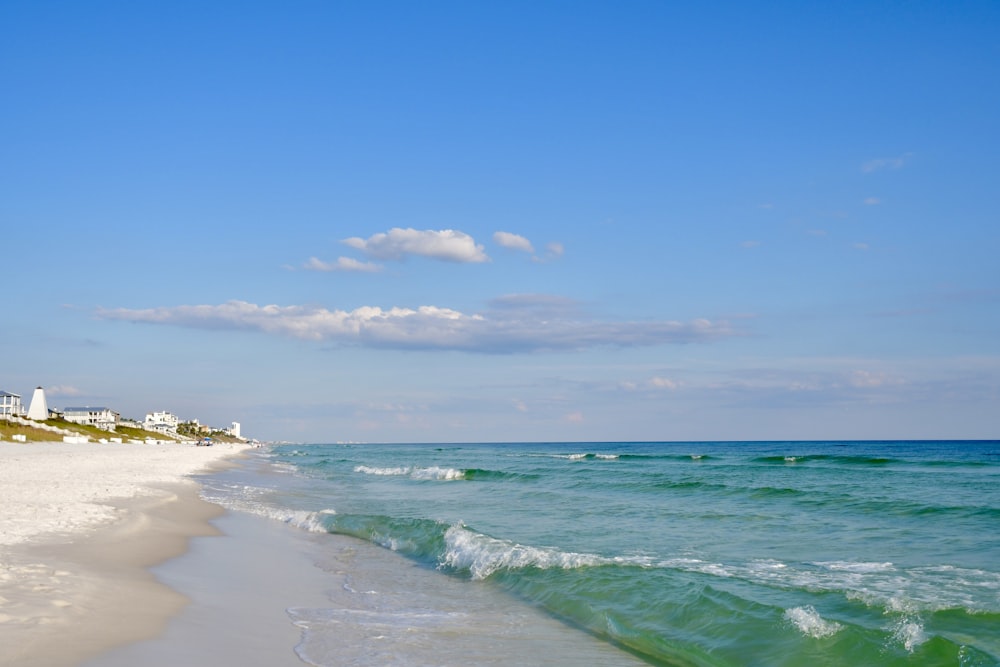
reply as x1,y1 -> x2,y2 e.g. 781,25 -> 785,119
183,418 -> 213,435
1,390 -> 24,417
145,410 -> 179,435
63,406 -> 121,431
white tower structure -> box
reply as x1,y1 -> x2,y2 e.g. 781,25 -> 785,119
230,422 -> 241,438
26,386 -> 49,421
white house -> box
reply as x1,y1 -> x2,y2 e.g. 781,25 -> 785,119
227,421 -> 241,439
63,407 -> 120,431
1,390 -> 23,417
145,410 -> 179,434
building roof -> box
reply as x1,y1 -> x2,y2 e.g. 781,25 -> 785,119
1,391 -> 21,398
63,406 -> 113,412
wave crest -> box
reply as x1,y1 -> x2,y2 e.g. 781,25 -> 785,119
354,465 -> 467,480
441,524 -> 613,580
784,606 -> 842,638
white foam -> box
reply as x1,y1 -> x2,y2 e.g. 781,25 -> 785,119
199,480 -> 337,534
441,523 -> 611,580
658,557 -> 735,578
354,465 -> 411,476
884,595 -> 921,614
889,617 -> 926,652
814,561 -> 895,573
525,453 -> 590,460
354,465 -> 466,481
410,466 -> 466,481
660,557 -> 709,568
653,555 -> 998,617
784,606 -> 842,639
694,563 -> 734,577
289,509 -> 337,534
749,559 -> 788,571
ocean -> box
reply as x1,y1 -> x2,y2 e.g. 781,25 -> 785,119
197,440 -> 999,666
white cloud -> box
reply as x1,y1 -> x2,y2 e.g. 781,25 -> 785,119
47,385 -> 83,397
861,153 -> 912,173
564,411 -> 584,423
487,293 -> 581,316
531,241 -> 565,264
493,231 -> 534,253
342,228 -> 489,263
303,256 -> 383,273
741,240 -> 760,249
854,242 -> 870,251
649,376 -> 679,390
849,370 -> 903,388
863,197 -> 881,206
96,298 -> 738,354
616,376 -> 681,392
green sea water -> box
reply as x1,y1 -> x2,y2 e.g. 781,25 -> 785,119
205,441 -> 1000,666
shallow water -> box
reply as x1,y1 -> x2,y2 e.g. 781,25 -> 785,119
154,441 -> 1000,666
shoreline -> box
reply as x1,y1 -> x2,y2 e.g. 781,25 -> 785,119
0,441 -> 249,667
83,507 -> 342,667
86,454 -> 653,667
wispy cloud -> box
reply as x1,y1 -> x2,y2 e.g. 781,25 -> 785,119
660,363 -> 921,409
863,197 -> 881,206
487,293 -> 582,317
303,256 -> 383,273
47,385 -> 83,397
493,231 -> 534,253
861,152 -> 913,173
649,376 -> 680,390
95,298 -> 738,354
617,375 -> 683,393
849,370 -> 903,388
342,228 -> 489,263
531,241 -> 565,263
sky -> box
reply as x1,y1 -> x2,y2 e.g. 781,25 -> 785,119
2,1 -> 998,443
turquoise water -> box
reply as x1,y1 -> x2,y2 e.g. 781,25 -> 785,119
206,441 -> 1000,666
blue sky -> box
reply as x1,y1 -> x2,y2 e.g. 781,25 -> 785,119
2,1 -> 998,443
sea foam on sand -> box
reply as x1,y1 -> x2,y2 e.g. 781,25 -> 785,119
0,440 -> 249,667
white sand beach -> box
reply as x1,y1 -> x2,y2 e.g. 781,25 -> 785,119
0,441 -> 249,667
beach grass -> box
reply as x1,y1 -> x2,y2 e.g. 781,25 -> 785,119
0,419 -> 61,442
0,416 -> 241,444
